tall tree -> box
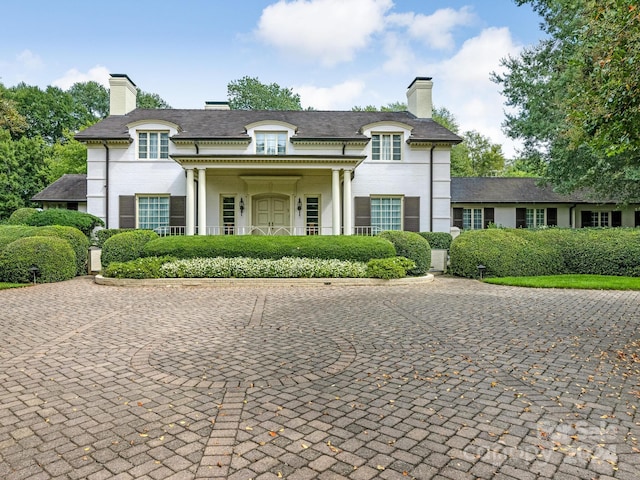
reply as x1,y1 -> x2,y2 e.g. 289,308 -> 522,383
493,0 -> 640,201
44,131 -> 87,183
227,76 -> 302,110
68,81 -> 109,121
464,130 -> 506,176
136,90 -> 171,109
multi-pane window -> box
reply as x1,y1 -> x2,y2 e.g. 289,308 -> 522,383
592,211 -> 609,227
256,132 -> 286,155
306,197 -> 319,235
222,197 -> 235,235
462,208 -> 483,230
371,197 -> 402,231
139,132 -> 169,159
526,208 -> 545,228
138,196 -> 169,230
372,134 -> 402,161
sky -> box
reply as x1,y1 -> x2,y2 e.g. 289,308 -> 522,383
0,0 -> 545,158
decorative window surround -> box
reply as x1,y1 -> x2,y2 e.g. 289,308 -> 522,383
372,133 -> 402,161
138,132 -> 169,159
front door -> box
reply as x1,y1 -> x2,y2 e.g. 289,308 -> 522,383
252,195 -> 290,235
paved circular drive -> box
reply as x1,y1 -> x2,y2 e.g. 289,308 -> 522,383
0,276 -> 638,480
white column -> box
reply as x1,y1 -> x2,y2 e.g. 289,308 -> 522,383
186,168 -> 195,236
332,168 -> 341,235
343,169 -> 352,235
198,168 -> 207,235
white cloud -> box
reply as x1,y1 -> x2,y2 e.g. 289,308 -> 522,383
381,32 -> 416,74
52,66 -> 110,90
16,49 -> 43,69
387,7 -> 475,50
256,0 -> 393,66
295,80 -> 365,110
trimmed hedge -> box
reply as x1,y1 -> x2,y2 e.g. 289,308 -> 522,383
0,236 -> 76,283
142,235 -> 396,263
103,256 -> 174,279
25,209 -> 104,237
7,207 -> 39,225
450,228 -> 640,278
419,232 -> 453,250
367,256 -> 416,279
93,228 -> 133,248
377,231 -> 431,275
101,230 -> 159,268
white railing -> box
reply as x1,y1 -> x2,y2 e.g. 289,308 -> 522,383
154,225 -> 382,236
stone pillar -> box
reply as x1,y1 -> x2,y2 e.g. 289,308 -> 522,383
332,169 -> 341,235
343,169 -> 352,235
186,168 -> 195,236
198,168 -> 207,235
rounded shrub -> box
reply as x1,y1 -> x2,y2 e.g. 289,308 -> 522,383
93,228 -> 133,248
377,231 -> 431,275
101,230 -> 159,268
0,236 -> 76,283
419,232 -> 453,250
25,209 -> 104,237
7,207 -> 39,225
38,225 -> 89,275
367,257 -> 415,279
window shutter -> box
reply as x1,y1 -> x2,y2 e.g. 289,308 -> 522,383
515,208 -> 526,228
612,211 -> 622,227
354,197 -> 371,234
546,208 -> 558,226
581,211 -> 592,228
119,196 -> 135,229
635,211 -> 640,227
453,208 -> 463,228
170,196 -> 186,227
403,197 -> 420,232
483,208 -> 495,229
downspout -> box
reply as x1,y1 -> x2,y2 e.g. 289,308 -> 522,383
569,203 -> 576,228
103,142 -> 110,228
430,145 -> 435,232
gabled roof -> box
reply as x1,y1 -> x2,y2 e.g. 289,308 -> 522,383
75,109 -> 462,144
451,177 -> 588,204
31,174 -> 87,202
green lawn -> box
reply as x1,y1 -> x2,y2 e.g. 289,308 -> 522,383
0,282 -> 30,290
484,274 -> 640,290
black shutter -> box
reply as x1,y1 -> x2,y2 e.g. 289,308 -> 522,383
483,208 -> 494,229
635,211 -> 640,227
547,208 -> 558,226
581,211 -> 592,228
453,208 -> 463,229
170,196 -> 186,227
354,197 -> 371,234
119,196 -> 135,229
404,197 -> 420,232
516,208 -> 527,228
612,211 -> 622,227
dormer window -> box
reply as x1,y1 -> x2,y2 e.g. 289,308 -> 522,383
256,132 -> 286,155
139,132 -> 169,159
372,133 -> 402,161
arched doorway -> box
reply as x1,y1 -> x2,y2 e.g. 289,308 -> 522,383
252,194 -> 291,235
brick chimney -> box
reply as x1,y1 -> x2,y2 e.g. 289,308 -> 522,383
406,77 -> 433,119
109,74 -> 137,115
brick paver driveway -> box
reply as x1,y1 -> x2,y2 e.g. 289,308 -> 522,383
1,277 -> 639,480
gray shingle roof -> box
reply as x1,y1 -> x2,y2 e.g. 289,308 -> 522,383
31,174 -> 87,202
75,109 -> 462,144
451,177 -> 588,203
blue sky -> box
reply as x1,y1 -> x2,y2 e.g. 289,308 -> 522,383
0,0 -> 544,157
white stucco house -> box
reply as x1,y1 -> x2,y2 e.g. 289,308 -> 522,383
73,74 -> 461,236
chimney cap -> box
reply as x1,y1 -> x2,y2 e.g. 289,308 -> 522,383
110,73 -> 137,87
407,76 -> 432,89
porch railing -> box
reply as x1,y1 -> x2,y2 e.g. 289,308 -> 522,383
153,226 -> 382,236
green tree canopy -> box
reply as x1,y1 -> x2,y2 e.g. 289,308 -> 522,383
493,0 -> 640,202
227,76 -> 302,110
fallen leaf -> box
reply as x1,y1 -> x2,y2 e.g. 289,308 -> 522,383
269,431 -> 277,437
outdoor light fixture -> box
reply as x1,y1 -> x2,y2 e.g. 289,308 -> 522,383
297,198 -> 302,216
29,265 -> 40,284
239,198 -> 245,216
477,264 -> 486,280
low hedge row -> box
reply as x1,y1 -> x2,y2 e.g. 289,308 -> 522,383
378,231 -> 431,275
450,228 -> 640,278
140,235 -> 396,263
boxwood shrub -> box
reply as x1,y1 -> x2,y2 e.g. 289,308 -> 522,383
7,207 -> 39,225
93,228 -> 133,248
25,209 -> 104,237
101,230 -> 160,268
419,232 -> 453,250
142,235 -> 395,263
367,256 -> 416,279
102,256 -> 173,279
377,231 -> 431,275
0,236 -> 76,283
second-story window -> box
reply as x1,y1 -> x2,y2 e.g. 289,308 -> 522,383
372,133 -> 402,161
256,132 -> 286,155
139,132 -> 169,159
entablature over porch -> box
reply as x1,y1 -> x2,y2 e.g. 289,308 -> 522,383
170,154 -> 366,170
